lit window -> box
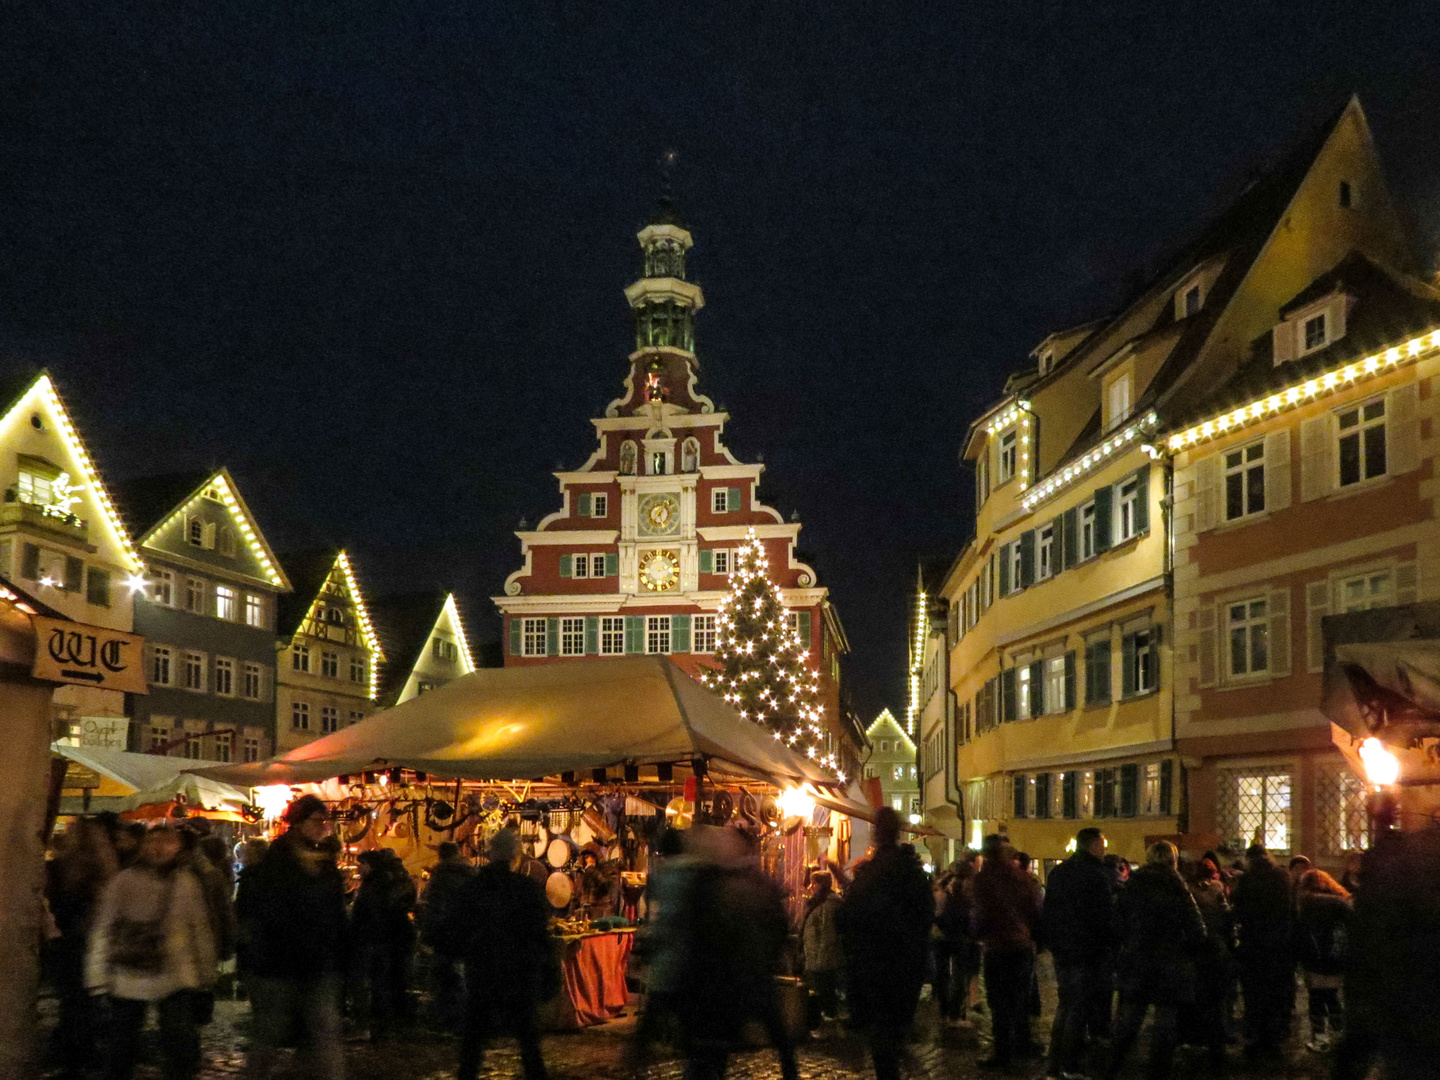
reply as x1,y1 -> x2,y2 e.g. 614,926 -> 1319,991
243,737 -> 260,763
1304,313 -> 1327,352
1141,762 -> 1162,816
714,549 -> 730,575
151,646 -> 172,686
693,615 -> 718,653
1107,374 -> 1132,430
150,568 -> 174,606
292,645 -> 310,672
1045,656 -> 1066,714
16,469 -> 55,506
1228,599 -> 1269,678
646,616 -> 671,654
244,593 -> 264,628
1116,475 -> 1141,542
1225,770 -> 1291,852
321,651 -> 338,677
522,618 -> 547,657
350,656 -> 367,683
215,585 -> 236,621
1080,501 -> 1097,559
600,617 -> 625,655
1122,627 -> 1159,696
432,638 -> 457,661
1337,399 -> 1386,487
242,663 -> 262,700
214,657 -> 234,696
1037,524 -> 1054,580
998,430 -> 1017,482
1017,665 -> 1032,720
292,702 -> 310,730
1340,571 -> 1394,613
321,706 -> 339,733
1079,770 -> 1095,818
183,652 -> 205,691
185,578 -> 205,614
1224,442 -> 1266,519
559,617 -> 585,656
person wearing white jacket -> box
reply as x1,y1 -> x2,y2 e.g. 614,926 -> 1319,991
86,823 -> 217,1080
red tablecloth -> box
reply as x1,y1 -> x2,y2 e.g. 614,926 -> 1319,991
547,930 -> 633,1029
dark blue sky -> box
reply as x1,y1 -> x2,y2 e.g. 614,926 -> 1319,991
3,3 -> 1439,717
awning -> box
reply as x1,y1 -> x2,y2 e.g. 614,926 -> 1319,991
1324,640 -> 1440,744
810,789 -> 942,837
52,744 -> 231,794
190,656 -> 839,790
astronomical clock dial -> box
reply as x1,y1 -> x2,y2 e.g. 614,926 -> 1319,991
637,492 -> 681,537
639,550 -> 681,592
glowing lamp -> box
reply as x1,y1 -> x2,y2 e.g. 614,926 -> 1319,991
124,574 -> 149,596
778,786 -> 815,819
253,785 -> 293,820
1359,737 -> 1400,787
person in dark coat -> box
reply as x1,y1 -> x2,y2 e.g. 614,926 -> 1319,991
839,807 -> 934,1080
1231,843 -> 1294,1061
1294,869 -> 1351,1051
236,795 -> 347,1080
1102,841 -> 1206,1080
419,841 -> 474,1029
350,849 -> 418,1039
447,828 -> 555,1080
969,834 -> 1042,1071
1180,852 -> 1234,1067
932,856 -> 979,1026
1041,827 -> 1117,1079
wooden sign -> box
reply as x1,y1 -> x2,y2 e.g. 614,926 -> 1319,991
31,617 -> 148,695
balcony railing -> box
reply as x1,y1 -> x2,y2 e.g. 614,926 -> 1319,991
0,497 -> 89,543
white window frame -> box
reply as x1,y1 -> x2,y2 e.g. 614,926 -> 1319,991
151,645 -> 173,686
214,584 -> 236,621
713,549 -> 730,575
1182,283 -> 1202,317
1337,397 -> 1387,488
242,663 -> 262,700
559,617 -> 585,656
1141,762 -> 1162,815
646,615 -> 671,655
150,568 -> 174,606
1339,570 -> 1394,613
185,577 -> 205,614
1037,524 -> 1054,580
1008,543 -> 1022,592
573,554 -> 589,579
1080,500 -> 1097,560
244,593 -> 264,628
292,701 -> 310,730
521,618 -> 547,657
1303,311 -> 1328,353
243,737 -> 260,763
350,656 -> 366,683
321,651 -> 338,677
1106,373 -> 1132,431
1224,440 -> 1266,520
183,651 -> 206,692
1116,475 -> 1140,542
321,706 -> 340,734
592,493 -> 608,517
975,454 -> 989,513
600,616 -> 625,656
693,614 -> 718,653
1044,656 -> 1066,715
214,656 -> 235,697
997,429 -> 1017,483
291,645 -> 310,672
1227,598 -> 1270,679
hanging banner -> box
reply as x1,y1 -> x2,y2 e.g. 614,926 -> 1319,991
31,616 -> 148,695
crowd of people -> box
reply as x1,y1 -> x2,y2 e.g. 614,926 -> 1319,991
41,793 -> 1434,1080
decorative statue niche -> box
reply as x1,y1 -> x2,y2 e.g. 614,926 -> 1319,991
619,441 -> 638,476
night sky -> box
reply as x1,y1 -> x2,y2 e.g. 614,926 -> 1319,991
4,4 -> 1440,719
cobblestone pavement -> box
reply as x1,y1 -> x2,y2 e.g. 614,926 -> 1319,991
42,965 -> 1345,1080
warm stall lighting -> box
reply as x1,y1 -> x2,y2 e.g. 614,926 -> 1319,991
1359,737 -> 1401,788
779,786 -> 816,820
253,785 -> 293,820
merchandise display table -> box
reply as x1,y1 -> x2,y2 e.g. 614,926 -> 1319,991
542,928 -> 635,1029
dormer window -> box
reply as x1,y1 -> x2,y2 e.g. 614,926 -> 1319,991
1339,180 -> 1352,208
1105,372 -> 1133,431
1175,272 -> 1206,320
1304,312 -> 1328,352
1038,351 -> 1054,376
997,430 -> 1018,483
1275,293 -> 1351,365
1183,284 -> 1202,317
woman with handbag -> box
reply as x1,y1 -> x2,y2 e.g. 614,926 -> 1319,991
85,824 -> 217,1080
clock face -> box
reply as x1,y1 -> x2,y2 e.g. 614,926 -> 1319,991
639,550 -> 681,592
637,492 -> 681,537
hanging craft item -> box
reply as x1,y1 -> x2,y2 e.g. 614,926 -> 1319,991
708,790 -> 734,823
546,837 -> 573,869
665,798 -> 695,830
545,871 -> 574,910
759,794 -> 782,830
582,807 -> 616,842
571,816 -> 595,847
340,801 -> 373,845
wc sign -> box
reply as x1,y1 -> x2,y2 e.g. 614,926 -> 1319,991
31,616 -> 149,695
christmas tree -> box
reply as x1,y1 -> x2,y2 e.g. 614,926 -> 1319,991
699,528 -> 838,775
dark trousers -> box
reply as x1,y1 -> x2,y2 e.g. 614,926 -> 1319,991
1048,961 -> 1105,1076
932,938 -> 965,1020
1308,986 -> 1342,1034
107,993 -> 201,1080
429,951 -> 466,1029
804,968 -> 841,1025
458,998 -> 547,1080
50,941 -> 99,1079
1105,995 -> 1179,1080
983,945 -> 1035,1064
1240,961 -> 1293,1049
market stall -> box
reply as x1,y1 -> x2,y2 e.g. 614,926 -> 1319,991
50,744 -> 251,824
192,656 -> 847,1027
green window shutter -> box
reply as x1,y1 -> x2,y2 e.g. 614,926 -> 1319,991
509,617 -> 522,656
1001,668 -> 1018,722
998,543 -> 1011,596
1121,632 -> 1137,696
1134,464 -> 1151,534
1093,486 -> 1114,552
1035,773 -> 1050,818
1064,651 -> 1077,710
87,568 -> 111,608
1120,763 -> 1139,817
1062,772 -> 1077,819
1019,530 -> 1035,588
1013,776 -> 1027,819
1159,759 -> 1174,815
584,616 -> 599,655
728,487 -> 742,511
577,493 -> 592,517
1029,660 -> 1044,715
64,555 -> 84,592
698,549 -> 714,574
546,617 -> 559,657
671,614 -> 691,653
604,553 -> 618,577
798,610 -> 812,647
559,554 -> 573,578
20,543 -> 39,580
1062,508 -> 1078,569
1086,640 -> 1112,704
625,616 -> 643,653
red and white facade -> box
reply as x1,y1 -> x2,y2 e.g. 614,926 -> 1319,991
493,205 -> 857,771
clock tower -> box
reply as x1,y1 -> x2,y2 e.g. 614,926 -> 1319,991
493,199 -> 860,775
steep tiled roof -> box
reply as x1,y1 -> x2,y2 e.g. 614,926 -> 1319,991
112,471 -> 215,542
275,549 -> 344,639
370,591 -> 449,705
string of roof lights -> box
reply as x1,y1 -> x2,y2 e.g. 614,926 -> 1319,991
1020,412 -> 1160,512
987,402 -> 1035,493
1167,327 -> 1440,452
306,551 -> 386,701
906,585 -> 926,737
142,472 -> 287,588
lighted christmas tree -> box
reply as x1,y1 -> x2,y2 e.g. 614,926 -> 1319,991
700,528 -> 838,775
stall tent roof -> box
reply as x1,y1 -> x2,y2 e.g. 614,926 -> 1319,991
53,744 -> 229,794
190,655 -> 837,789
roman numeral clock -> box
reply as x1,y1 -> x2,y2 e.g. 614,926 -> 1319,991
636,491 -> 682,592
